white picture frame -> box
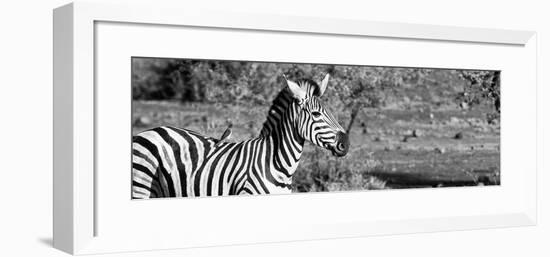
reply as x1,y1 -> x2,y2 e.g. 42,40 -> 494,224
53,0 -> 538,255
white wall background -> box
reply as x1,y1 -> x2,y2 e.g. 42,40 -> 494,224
0,0 -> 547,256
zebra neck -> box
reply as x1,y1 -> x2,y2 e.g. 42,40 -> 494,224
260,90 -> 295,137
256,118 -> 304,188
256,91 -> 305,188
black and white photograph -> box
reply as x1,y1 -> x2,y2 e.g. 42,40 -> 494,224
3,0 -> 548,256
131,58 -> 501,199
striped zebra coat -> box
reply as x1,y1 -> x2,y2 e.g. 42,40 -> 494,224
132,74 -> 349,199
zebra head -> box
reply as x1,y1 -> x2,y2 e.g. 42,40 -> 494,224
285,74 -> 349,157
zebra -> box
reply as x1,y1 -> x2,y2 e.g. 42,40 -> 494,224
131,74 -> 349,199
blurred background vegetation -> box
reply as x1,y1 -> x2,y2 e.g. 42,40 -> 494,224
132,57 -> 501,192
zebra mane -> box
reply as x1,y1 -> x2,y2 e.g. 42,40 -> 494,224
259,79 -> 319,137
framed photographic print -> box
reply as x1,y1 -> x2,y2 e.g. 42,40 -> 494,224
53,0 -> 538,255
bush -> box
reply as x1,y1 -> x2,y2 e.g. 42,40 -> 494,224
133,58 -> 500,126
292,147 -> 388,192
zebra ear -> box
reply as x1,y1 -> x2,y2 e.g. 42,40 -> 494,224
284,75 -> 306,101
316,73 -> 330,97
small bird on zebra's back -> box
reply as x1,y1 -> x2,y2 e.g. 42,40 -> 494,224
215,124 -> 233,147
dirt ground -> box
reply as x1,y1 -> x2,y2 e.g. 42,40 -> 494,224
132,101 -> 500,191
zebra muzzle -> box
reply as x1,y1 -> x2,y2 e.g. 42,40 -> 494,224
330,131 -> 349,157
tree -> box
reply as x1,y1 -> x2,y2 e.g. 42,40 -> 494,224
456,70 -> 500,123
326,66 -> 433,133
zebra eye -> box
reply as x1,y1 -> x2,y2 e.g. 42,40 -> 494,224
311,111 -> 322,118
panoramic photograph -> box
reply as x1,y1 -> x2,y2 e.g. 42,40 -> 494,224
131,57 -> 500,199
